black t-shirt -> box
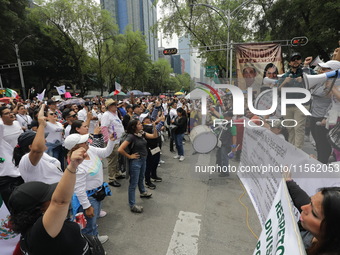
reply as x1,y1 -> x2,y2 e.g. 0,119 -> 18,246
126,133 -> 148,157
22,217 -> 90,255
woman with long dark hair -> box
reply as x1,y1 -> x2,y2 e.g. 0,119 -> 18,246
286,177 -> 340,254
118,119 -> 158,213
171,107 -> 188,162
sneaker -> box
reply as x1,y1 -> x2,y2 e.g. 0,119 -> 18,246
158,163 -> 161,167
151,176 -> 162,182
179,156 -> 185,161
173,155 -> 180,159
159,160 -> 165,164
99,210 -> 107,218
98,235 -> 109,244
140,192 -> 152,198
145,182 -> 156,189
130,205 -> 143,213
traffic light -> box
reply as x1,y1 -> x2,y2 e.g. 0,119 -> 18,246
163,48 -> 178,55
291,37 -> 308,46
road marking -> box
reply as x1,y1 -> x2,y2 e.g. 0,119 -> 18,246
166,211 -> 202,255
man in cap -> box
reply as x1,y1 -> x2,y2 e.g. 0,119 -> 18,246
277,53 -> 316,149
101,99 -> 125,187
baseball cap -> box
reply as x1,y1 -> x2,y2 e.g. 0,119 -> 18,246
318,60 -> 340,70
47,99 -> 56,105
105,99 -> 116,108
118,100 -> 123,105
17,131 -> 48,148
64,133 -> 89,150
290,52 -> 302,61
140,113 -> 150,123
8,182 -> 58,213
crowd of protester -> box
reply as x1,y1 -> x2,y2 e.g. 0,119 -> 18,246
0,51 -> 340,254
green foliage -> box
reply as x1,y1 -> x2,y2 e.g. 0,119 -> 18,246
252,0 -> 339,60
157,0 -> 254,75
148,58 -> 174,94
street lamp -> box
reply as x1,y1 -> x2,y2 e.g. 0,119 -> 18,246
14,35 -> 32,100
191,0 -> 253,84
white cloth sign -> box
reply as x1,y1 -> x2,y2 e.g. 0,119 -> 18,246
253,180 -> 306,255
238,125 -> 340,225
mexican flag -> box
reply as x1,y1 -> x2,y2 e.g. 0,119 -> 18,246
5,88 -> 18,98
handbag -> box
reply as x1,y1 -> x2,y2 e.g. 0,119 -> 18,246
150,146 -> 161,155
83,234 -> 105,255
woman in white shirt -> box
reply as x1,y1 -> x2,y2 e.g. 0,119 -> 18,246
64,132 -> 116,243
13,105 -> 63,184
45,109 -> 65,168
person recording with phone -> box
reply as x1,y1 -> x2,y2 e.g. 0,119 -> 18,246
278,53 -> 316,149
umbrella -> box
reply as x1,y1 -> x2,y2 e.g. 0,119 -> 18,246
0,97 -> 12,104
174,91 -> 184,95
142,92 -> 151,96
159,95 -> 166,98
126,90 -> 143,96
58,98 -> 85,107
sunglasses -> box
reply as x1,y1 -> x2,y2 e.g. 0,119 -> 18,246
49,112 -> 57,116
69,114 -> 77,118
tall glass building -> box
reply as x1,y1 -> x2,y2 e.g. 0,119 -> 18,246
101,0 -> 158,61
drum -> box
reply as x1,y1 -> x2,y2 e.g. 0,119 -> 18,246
189,125 -> 217,153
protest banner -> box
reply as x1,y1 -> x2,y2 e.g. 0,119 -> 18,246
238,125 -> 340,225
253,180 -> 306,255
235,43 -> 284,95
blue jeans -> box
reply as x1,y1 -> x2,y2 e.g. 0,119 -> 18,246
128,157 -> 147,207
81,196 -> 101,236
174,133 -> 184,156
46,142 -> 64,169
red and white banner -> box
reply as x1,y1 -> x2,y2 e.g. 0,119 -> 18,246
235,43 -> 284,96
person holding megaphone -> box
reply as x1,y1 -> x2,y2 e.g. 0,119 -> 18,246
277,53 -> 316,149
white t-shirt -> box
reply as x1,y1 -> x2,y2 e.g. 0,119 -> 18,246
3,121 -> 23,149
64,125 -> 71,138
16,114 -> 32,129
77,108 -> 87,121
19,153 -> 63,184
0,123 -> 20,178
74,140 -> 114,209
101,111 -> 124,144
169,108 -> 177,121
45,122 -> 64,143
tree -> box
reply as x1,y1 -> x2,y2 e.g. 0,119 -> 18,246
157,0 -> 253,76
103,28 -> 152,92
30,0 -> 109,96
254,0 -> 339,61
148,59 -> 174,94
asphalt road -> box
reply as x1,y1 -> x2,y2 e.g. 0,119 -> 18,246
99,137 -> 262,255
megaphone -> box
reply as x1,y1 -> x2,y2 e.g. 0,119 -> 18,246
263,77 -> 278,85
303,69 -> 340,90
310,56 -> 324,67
